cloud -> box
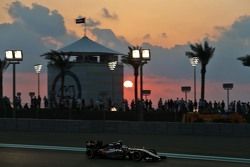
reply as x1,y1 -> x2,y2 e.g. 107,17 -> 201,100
86,17 -> 101,28
0,1 -> 77,72
142,42 -> 192,79
160,33 -> 168,39
207,15 -> 250,83
90,28 -> 129,54
0,1 -> 77,103
143,33 -> 151,40
224,15 -> 250,39
41,36 -> 64,49
8,1 -> 66,38
101,8 -> 118,20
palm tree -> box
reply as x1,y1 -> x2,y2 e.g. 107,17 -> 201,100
186,41 -> 215,101
42,50 -> 72,101
0,59 -> 9,98
238,55 -> 250,67
122,46 -> 141,102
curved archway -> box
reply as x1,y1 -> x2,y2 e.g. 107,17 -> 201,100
51,71 -> 82,106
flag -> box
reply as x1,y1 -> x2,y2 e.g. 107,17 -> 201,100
76,17 -> 86,24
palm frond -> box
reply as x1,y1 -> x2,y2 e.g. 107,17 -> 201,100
42,50 -> 72,69
238,55 -> 250,67
186,41 -> 215,65
0,59 -> 9,71
185,51 -> 196,58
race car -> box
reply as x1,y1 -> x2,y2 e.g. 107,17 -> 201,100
85,140 -> 166,162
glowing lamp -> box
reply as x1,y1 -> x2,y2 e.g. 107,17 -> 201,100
132,49 -> 140,59
5,50 -> 23,61
142,49 -> 151,60
34,64 -> 43,73
190,57 -> 199,66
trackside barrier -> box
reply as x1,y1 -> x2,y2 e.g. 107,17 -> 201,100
0,118 -> 250,136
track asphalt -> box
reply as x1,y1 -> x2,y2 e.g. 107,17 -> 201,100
1,143 -> 250,164
1,131 -> 250,167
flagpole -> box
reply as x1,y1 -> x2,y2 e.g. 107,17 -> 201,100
84,22 -> 86,37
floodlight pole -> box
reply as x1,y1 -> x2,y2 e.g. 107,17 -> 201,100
38,72 -> 40,96
140,60 -> 147,100
139,49 -> 150,101
223,83 -> 233,111
226,89 -> 230,110
108,61 -> 117,105
189,57 -> 199,111
12,63 -> 16,112
140,62 -> 147,100
134,65 -> 139,103
194,65 -> 196,102
129,49 -> 150,115
140,64 -> 143,100
190,57 -> 198,102
5,50 -> 23,116
34,64 -> 42,97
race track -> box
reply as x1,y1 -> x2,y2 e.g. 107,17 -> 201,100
0,131 -> 250,167
0,147 -> 249,167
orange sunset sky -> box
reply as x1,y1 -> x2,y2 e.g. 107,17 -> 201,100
1,0 -> 250,47
1,0 -> 250,106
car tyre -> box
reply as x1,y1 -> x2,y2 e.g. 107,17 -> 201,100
132,151 -> 143,161
86,149 -> 95,159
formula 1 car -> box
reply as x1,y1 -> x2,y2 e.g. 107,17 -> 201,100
86,140 -> 166,162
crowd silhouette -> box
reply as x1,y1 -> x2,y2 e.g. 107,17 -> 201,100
1,95 -> 249,115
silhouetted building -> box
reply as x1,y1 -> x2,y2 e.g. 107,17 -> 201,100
45,36 -> 124,108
